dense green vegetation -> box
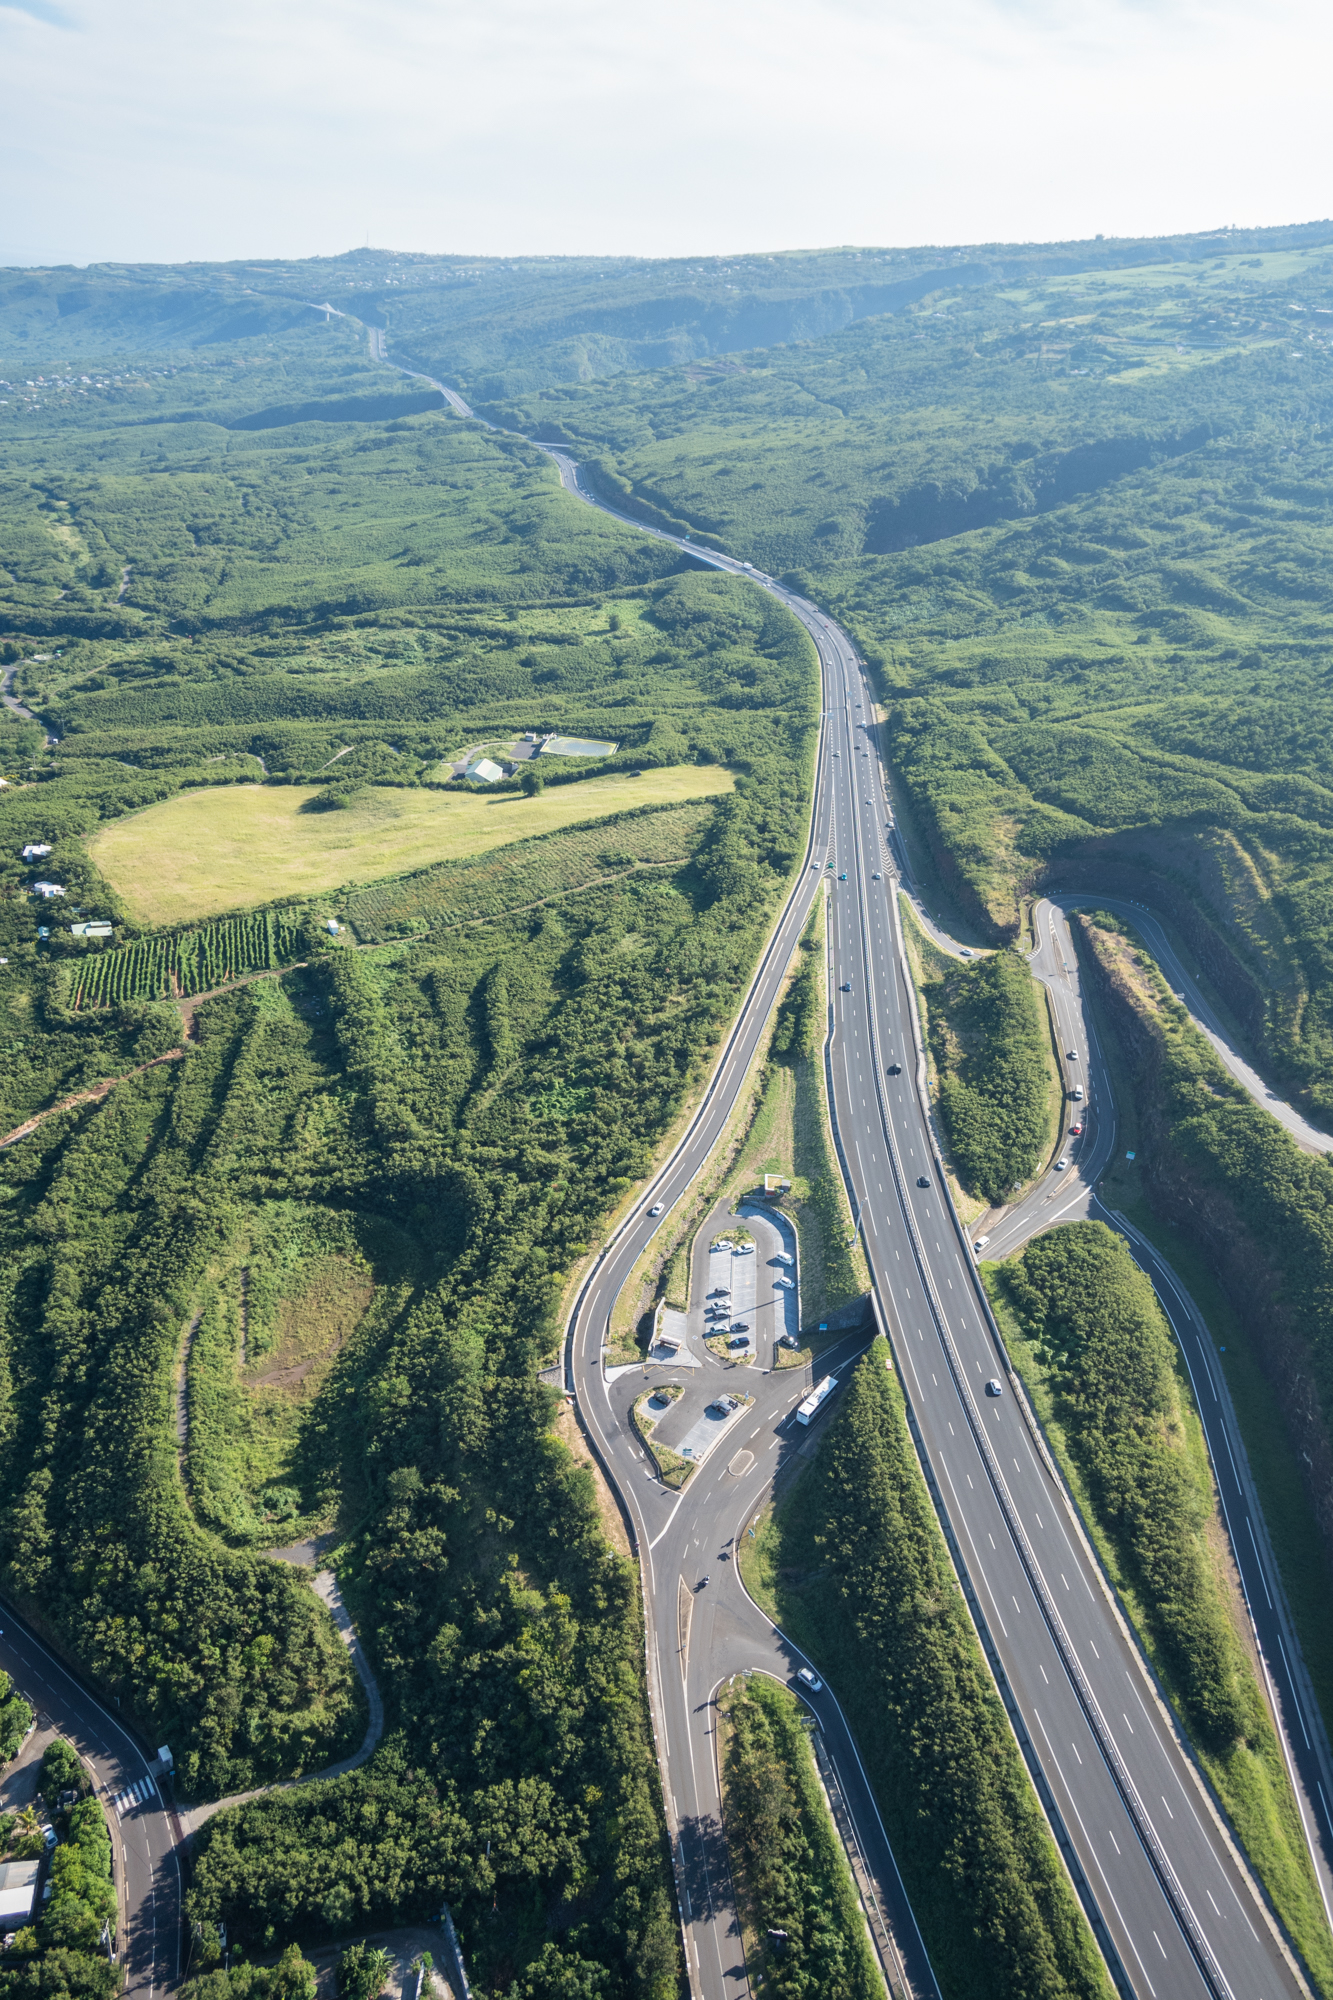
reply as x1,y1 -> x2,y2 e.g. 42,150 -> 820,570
986,1221 -> 1333,1988
0,1668 -> 34,1762
743,1342 -> 1111,2000
498,239 -> 1333,1128
0,312 -> 817,1989
718,1674 -> 880,2000
918,947 -> 1053,1203
10,219 -> 1333,1992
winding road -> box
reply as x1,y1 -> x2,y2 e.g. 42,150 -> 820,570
7,341 -> 1331,2000
439,387 -> 1326,1998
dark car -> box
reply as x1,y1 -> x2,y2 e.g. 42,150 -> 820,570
839,872 -> 848,881
887,1062 -> 902,1075
916,1175 -> 930,1188
840,981 -> 852,992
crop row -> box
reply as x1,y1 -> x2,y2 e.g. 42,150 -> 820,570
346,802 -> 711,941
71,912 -> 303,1009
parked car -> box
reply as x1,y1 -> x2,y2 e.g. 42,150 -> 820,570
796,1667 -> 823,1693
775,1275 -> 794,1288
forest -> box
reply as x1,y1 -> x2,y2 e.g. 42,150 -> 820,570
4,217 -> 1333,1996
0,320 -> 817,1992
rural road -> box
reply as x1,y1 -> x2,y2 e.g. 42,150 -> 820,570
0,1602 -> 181,2000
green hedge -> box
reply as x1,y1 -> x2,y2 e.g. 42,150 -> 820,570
720,1675 -> 880,2000
928,952 -> 1052,1204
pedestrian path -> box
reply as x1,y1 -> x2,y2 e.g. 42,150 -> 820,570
109,1775 -> 157,1817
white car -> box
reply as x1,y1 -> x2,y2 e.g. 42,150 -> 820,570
649,1202 -> 664,1216
775,1275 -> 794,1288
973,1235 -> 990,1255
796,1667 -> 823,1693
734,1243 -> 755,1255
1054,1157 -> 1069,1171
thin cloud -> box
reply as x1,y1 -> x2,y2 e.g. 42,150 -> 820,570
0,0 -> 1328,265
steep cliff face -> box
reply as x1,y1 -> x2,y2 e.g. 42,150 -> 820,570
1076,916 -> 1333,1573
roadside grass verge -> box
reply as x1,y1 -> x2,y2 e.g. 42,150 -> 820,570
91,767 -> 735,926
899,900 -> 1057,1210
986,1223 -> 1333,1994
717,1673 -> 881,2000
740,1341 -> 1114,2000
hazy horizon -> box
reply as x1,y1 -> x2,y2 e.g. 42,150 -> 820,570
2,0 -> 1330,270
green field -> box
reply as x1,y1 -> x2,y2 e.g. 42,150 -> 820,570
89,768 -> 734,925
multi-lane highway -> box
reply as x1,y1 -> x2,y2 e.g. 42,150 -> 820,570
458,409 -> 1318,1994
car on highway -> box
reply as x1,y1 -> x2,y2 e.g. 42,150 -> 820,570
838,872 -> 848,881
916,1175 -> 930,1188
1066,1049 -> 1078,1061
1070,1122 -> 1083,1136
648,1202 -> 664,1216
796,1667 -> 823,1693
840,980 -> 852,992
960,947 -> 974,958
985,1379 -> 1003,1397
887,1062 -> 902,1075
1054,1156 -> 1070,1170
973,1235 -> 990,1255
872,870 -> 881,880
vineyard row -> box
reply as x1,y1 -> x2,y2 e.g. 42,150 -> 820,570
71,913 -> 303,1010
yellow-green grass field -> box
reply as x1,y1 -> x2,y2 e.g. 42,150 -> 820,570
92,769 -> 736,926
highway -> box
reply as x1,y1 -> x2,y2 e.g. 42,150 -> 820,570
0,1601 -> 179,2000
383,350 -> 1320,1997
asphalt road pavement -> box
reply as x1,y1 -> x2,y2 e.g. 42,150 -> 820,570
0,1601 -> 179,2000
375,350 -> 1320,2000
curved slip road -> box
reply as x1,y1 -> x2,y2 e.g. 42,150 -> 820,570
378,351 -> 1310,1999
975,898 -> 1333,1939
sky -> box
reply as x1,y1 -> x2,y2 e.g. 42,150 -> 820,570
1,0 -> 1330,268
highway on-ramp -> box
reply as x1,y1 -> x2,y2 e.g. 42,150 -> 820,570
382,354 -> 1315,1999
